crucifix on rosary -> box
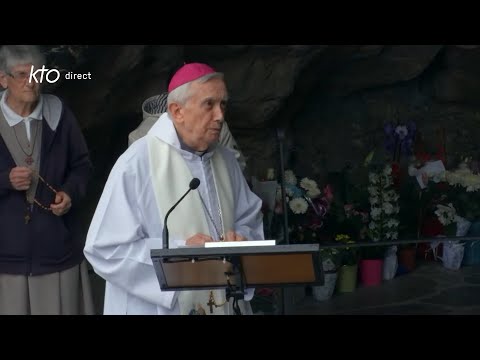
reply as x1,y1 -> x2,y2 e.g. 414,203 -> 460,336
24,210 -> 31,225
206,290 -> 227,314
25,156 -> 34,166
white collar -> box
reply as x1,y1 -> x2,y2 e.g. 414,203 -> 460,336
0,90 -> 43,127
0,90 -> 62,131
148,113 -> 218,160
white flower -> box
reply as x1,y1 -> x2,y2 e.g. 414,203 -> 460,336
382,176 -> 393,188
369,196 -> 379,205
299,177 -> 318,192
284,170 -> 297,186
463,174 -> 480,192
435,203 -> 457,226
289,197 -> 308,214
382,191 -> 393,202
387,232 -> 398,240
383,190 -> 399,202
445,171 -> 462,186
299,177 -> 321,198
382,202 -> 394,215
369,165 -> 399,241
370,207 -> 382,220
306,187 -> 321,198
386,219 -> 399,228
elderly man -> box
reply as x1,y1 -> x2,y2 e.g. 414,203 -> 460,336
84,63 -> 264,315
0,45 -> 94,314
129,90 -> 247,172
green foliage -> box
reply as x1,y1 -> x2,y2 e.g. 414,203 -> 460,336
319,248 -> 341,268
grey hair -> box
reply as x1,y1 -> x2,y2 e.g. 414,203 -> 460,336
0,45 -> 46,73
167,72 -> 224,116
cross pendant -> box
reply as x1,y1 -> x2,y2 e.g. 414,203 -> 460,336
24,213 -> 30,224
207,291 -> 215,314
207,299 -> 215,314
25,156 -> 33,166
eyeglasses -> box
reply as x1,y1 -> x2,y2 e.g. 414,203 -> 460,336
6,71 -> 36,83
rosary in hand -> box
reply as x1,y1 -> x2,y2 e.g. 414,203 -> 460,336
24,171 -> 58,224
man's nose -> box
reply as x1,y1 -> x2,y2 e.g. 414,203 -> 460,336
214,104 -> 225,121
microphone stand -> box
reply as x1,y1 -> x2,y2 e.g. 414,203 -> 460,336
224,255 -> 247,315
162,187 -> 194,250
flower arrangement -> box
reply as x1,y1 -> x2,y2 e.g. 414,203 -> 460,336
384,121 -> 416,160
444,161 -> 480,192
434,203 -> 459,236
319,247 -> 340,271
411,157 -> 480,230
274,169 -> 333,243
367,164 -> 400,242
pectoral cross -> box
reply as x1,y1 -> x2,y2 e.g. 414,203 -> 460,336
25,156 -> 33,166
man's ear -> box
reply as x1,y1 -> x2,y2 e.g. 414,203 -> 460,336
168,102 -> 184,124
0,72 -> 8,89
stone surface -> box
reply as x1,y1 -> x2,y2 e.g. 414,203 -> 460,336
421,286 -> 480,307
287,263 -> 480,315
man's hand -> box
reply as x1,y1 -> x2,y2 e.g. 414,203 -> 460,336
186,233 -> 214,246
50,191 -> 72,216
9,167 -> 33,191
224,230 -> 246,242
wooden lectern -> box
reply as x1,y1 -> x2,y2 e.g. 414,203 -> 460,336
151,243 -> 323,315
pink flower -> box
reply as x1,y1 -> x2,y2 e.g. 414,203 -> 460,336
323,184 -> 334,203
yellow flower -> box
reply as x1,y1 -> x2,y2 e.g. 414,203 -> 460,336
335,234 -> 351,242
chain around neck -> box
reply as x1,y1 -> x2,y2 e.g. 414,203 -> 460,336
12,120 -> 39,158
198,193 -> 224,241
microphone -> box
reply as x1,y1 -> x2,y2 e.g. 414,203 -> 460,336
162,178 -> 201,249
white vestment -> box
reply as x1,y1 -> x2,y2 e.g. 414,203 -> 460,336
84,113 -> 264,315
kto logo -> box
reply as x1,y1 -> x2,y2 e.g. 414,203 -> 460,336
29,65 -> 60,84
29,65 -> 92,84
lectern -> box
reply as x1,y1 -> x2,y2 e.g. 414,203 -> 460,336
151,243 -> 323,315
